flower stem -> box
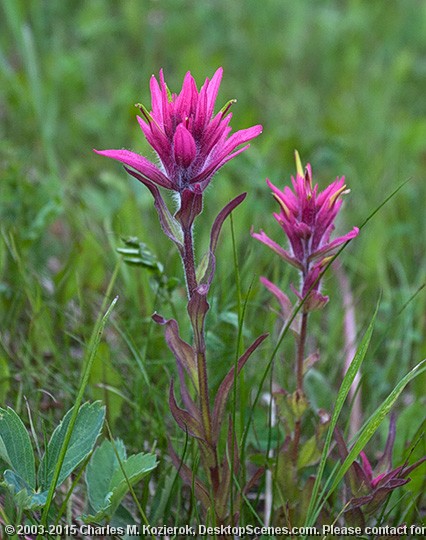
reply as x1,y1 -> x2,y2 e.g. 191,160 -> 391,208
177,223 -> 228,520
181,226 -> 215,464
296,311 -> 308,394
292,310 -> 308,464
197,350 -> 213,443
182,225 -> 198,298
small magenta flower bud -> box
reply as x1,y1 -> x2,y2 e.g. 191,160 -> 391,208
253,152 -> 359,311
173,122 -> 197,168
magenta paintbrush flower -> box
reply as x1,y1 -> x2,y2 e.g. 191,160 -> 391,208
252,151 -> 359,311
95,68 -> 262,194
335,417 -> 426,521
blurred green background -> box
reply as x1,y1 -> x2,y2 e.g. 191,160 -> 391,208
0,0 -> 425,464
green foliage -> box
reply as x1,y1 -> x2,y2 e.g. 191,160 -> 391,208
0,402 -> 104,511
38,401 -> 105,491
326,359 -> 426,500
85,438 -> 158,522
306,305 -> 378,527
0,0 -> 425,530
0,356 -> 11,408
89,342 -> 124,427
0,407 -> 36,490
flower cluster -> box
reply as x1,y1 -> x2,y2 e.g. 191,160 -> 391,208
335,417 -> 426,524
95,68 -> 262,195
252,152 -> 359,311
96,68 -> 266,524
94,66 -> 425,529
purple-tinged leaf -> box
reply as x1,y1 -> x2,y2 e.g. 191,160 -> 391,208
215,419 -> 239,519
259,276 -> 301,334
260,276 -> 293,319
346,494 -> 373,511
176,362 -> 199,419
124,167 -> 183,251
360,452 -> 374,484
212,334 -> 268,442
334,428 -> 370,493
167,440 -> 211,511
233,466 -> 265,517
364,482 -> 409,515
211,193 -> 246,254
187,284 -> 210,351
372,457 -> 426,489
152,314 -> 197,388
376,413 -> 396,474
169,380 -> 204,440
175,187 -> 203,229
399,455 -> 426,478
244,466 -> 265,496
197,193 -> 246,287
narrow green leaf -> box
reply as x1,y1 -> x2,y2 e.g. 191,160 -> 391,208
0,355 -> 10,402
39,295 -> 118,535
149,468 -> 178,524
325,358 -> 426,498
38,401 -> 105,490
305,304 -> 378,526
0,407 -> 35,488
89,342 -> 124,426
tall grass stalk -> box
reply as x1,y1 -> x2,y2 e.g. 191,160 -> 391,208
37,295 -> 118,536
304,303 -> 378,529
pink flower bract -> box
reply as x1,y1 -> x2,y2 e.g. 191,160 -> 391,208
253,152 -> 359,310
94,68 -> 262,194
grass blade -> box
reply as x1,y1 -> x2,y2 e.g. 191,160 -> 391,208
304,301 -> 379,527
38,296 -> 118,536
325,357 -> 426,499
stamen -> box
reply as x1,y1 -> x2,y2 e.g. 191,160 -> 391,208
136,103 -> 166,136
329,185 -> 348,207
273,193 -> 291,218
135,103 -> 152,123
219,99 -> 237,116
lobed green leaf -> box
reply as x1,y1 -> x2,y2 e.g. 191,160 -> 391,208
38,401 -> 105,490
0,407 -> 36,489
